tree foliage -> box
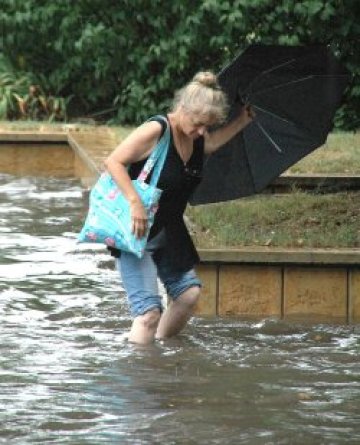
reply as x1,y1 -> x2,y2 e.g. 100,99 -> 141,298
1,0 -> 359,128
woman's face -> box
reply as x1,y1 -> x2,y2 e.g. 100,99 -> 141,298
180,109 -> 218,139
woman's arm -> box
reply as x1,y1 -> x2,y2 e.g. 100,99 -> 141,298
204,105 -> 255,154
103,120 -> 163,238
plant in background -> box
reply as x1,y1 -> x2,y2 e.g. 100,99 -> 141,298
21,83 -> 69,121
0,55 -> 68,121
0,65 -> 31,119
1,0 -> 359,128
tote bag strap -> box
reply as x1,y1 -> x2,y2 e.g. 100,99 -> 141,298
137,115 -> 170,186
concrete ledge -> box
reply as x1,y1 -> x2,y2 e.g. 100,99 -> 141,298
0,130 -> 107,187
0,141 -> 74,177
67,133 -> 100,187
195,249 -> 360,323
0,132 -> 67,142
199,247 -> 360,266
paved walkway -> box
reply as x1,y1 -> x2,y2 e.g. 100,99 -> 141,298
66,127 -> 118,178
68,127 -> 118,173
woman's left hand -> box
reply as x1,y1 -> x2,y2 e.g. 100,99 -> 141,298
240,104 -> 256,126
204,103 -> 256,154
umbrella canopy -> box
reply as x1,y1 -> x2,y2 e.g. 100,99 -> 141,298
190,44 -> 350,205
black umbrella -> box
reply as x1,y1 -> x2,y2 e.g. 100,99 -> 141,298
190,44 -> 350,205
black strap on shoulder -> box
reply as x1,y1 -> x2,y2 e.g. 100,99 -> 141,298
148,115 -> 167,138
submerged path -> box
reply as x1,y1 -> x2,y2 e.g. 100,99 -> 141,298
67,126 -> 118,175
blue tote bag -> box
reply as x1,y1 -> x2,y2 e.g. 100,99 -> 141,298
78,116 -> 170,258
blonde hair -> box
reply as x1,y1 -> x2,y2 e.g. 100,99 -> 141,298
172,71 -> 229,123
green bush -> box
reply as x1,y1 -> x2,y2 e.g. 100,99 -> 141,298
0,56 -> 31,119
0,55 -> 68,121
1,0 -> 359,128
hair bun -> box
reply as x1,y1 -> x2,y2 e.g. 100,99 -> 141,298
171,70 -> 228,123
193,71 -> 219,89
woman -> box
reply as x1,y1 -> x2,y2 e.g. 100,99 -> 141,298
104,71 -> 254,344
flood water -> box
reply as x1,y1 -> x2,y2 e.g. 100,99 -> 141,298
0,174 -> 359,445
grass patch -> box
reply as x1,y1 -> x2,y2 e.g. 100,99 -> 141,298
187,191 -> 360,249
286,132 -> 360,174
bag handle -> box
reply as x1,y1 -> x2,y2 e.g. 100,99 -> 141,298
137,115 -> 170,186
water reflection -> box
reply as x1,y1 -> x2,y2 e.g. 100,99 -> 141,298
0,174 -> 359,444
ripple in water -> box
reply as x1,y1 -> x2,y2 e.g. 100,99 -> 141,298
0,174 -> 359,445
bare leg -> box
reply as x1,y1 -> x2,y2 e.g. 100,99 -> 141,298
155,286 -> 200,339
128,309 -> 161,345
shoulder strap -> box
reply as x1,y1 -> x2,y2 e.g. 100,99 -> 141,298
148,115 -> 167,138
137,115 -> 170,186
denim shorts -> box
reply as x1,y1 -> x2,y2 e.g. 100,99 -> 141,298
117,250 -> 202,317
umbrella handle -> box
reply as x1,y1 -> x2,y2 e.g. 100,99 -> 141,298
246,104 -> 256,120
237,93 -> 255,119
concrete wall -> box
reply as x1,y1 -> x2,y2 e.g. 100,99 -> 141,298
73,153 -> 98,188
195,262 -> 360,323
0,143 -> 74,177
0,137 -> 98,188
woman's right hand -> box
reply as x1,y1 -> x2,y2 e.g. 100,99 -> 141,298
130,199 -> 148,239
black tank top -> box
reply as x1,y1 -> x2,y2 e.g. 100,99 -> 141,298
109,115 -> 205,272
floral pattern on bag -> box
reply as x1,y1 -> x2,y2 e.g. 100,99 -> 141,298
77,115 -> 170,258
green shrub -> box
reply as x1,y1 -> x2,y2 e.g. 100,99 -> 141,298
0,55 -> 68,121
1,0 -> 359,128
